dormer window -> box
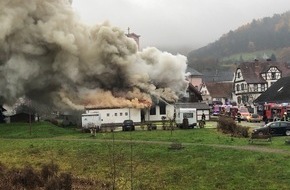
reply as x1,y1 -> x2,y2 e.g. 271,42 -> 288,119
267,67 -> 281,80
271,72 -> 276,80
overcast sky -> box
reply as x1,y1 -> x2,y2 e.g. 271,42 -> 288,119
71,0 -> 290,55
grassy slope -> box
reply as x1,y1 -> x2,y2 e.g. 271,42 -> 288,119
1,122 -> 290,189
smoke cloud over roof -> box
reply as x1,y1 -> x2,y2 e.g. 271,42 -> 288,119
0,0 -> 188,111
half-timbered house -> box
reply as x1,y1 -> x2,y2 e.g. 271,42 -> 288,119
233,59 -> 290,106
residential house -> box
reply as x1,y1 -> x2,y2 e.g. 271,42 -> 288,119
146,82 -> 203,122
200,81 -> 233,105
233,59 -> 290,106
186,67 -> 203,89
144,102 -> 175,122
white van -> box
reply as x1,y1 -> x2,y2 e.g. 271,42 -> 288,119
175,108 -> 197,128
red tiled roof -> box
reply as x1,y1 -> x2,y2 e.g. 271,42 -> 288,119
205,82 -> 233,98
238,61 -> 290,84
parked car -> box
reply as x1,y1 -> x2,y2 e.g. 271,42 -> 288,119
252,121 -> 290,136
239,107 -> 250,120
246,114 -> 262,123
122,120 -> 135,131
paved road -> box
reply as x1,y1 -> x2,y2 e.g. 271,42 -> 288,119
237,120 -> 266,129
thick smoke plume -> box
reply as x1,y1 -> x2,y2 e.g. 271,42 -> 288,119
0,0 -> 188,111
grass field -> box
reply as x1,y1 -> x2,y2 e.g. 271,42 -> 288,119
1,122 -> 290,189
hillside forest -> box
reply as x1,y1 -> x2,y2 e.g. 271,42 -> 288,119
187,11 -> 290,78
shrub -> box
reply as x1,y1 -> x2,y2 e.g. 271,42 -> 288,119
234,124 -> 249,138
59,172 -> 73,190
217,116 -> 236,133
41,162 -> 59,181
217,115 -> 249,138
0,162 -> 73,189
45,177 -> 60,190
11,165 -> 42,189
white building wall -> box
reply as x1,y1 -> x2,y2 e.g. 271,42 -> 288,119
144,105 -> 175,122
86,108 -> 141,124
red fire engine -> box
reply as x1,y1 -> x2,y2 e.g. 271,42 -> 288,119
264,103 -> 290,121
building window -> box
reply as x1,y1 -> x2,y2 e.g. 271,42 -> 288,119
159,103 -> 166,115
242,95 -> 249,103
125,112 -> 128,116
237,72 -> 241,78
236,84 -> 240,91
237,96 -> 241,104
107,113 -> 110,117
120,113 -> 123,116
114,113 -> 117,116
261,84 -> 265,91
254,84 -> 258,91
271,72 -> 276,80
241,83 -> 244,90
150,107 -> 156,115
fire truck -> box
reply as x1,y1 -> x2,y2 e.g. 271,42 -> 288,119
264,103 -> 290,121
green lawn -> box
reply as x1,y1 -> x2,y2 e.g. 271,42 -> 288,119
1,122 -> 290,189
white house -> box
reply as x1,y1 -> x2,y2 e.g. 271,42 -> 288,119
85,107 -> 141,126
200,81 -> 233,105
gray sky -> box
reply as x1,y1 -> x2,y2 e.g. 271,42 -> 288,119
72,0 -> 290,54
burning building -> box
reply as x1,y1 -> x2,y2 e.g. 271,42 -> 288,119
0,0 -> 188,113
